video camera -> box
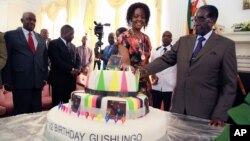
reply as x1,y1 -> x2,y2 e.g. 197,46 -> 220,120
94,21 -> 110,51
93,21 -> 110,70
94,21 -> 110,41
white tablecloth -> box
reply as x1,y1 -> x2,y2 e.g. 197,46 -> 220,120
0,110 -> 223,141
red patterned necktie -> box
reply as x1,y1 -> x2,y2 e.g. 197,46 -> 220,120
28,32 -> 35,54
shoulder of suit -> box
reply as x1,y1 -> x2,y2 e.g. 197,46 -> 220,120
4,30 -> 16,35
155,46 -> 161,51
0,32 -> 4,38
3,30 -> 19,40
214,33 -> 234,44
181,34 -> 195,40
76,46 -> 80,50
49,38 -> 61,45
87,46 -> 92,51
70,43 -> 76,48
35,32 -> 43,38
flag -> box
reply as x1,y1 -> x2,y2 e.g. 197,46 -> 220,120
186,0 -> 199,34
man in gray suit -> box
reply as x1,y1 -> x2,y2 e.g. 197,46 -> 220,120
140,5 -> 237,127
76,35 -> 93,75
3,12 -> 48,115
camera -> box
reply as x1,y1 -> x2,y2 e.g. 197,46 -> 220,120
94,21 -> 110,51
93,21 -> 110,70
94,21 -> 110,41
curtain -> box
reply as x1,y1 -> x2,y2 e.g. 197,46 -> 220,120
41,0 -> 67,21
154,0 -> 162,47
38,0 -> 165,52
83,0 -> 97,51
66,0 -> 79,24
107,0 -> 127,30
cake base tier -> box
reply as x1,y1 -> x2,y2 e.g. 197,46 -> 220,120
44,104 -> 167,141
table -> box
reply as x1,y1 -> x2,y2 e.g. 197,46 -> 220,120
0,110 -> 223,141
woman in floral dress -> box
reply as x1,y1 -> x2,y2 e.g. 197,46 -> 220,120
117,2 -> 152,100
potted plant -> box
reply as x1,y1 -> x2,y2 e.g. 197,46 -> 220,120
232,21 -> 250,32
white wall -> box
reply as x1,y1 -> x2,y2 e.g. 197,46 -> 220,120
1,0 -> 249,42
165,0 -> 250,42
0,0 -> 42,32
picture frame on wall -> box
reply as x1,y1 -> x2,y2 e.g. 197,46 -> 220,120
243,0 -> 250,9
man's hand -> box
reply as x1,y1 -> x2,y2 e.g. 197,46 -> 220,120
209,118 -> 225,127
138,67 -> 149,78
43,80 -> 47,87
71,68 -> 80,77
151,74 -> 158,85
4,84 -> 13,94
81,67 -> 88,75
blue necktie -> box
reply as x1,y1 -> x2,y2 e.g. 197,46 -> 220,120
191,36 -> 205,62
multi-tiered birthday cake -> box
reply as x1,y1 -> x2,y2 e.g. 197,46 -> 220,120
44,69 -> 167,141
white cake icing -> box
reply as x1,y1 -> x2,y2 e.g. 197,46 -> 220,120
44,105 -> 167,141
85,69 -> 139,96
44,70 -> 167,141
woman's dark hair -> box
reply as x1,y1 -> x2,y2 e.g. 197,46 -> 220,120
126,2 -> 150,27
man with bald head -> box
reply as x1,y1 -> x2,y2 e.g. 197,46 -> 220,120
40,28 -> 51,48
2,12 -> 48,115
76,35 -> 93,75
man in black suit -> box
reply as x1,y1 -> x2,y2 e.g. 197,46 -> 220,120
3,12 -> 48,115
48,25 -> 81,106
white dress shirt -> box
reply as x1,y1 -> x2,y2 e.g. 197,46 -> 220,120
193,30 -> 213,52
22,28 -> 38,49
151,45 -> 177,92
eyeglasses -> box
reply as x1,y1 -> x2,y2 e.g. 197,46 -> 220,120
193,16 -> 209,22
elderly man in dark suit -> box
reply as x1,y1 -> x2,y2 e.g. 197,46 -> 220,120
48,25 -> 81,106
2,12 -> 48,115
140,5 -> 237,127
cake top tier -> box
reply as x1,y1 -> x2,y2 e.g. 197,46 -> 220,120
84,69 -> 140,97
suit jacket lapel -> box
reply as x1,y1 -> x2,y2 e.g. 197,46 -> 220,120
17,29 -> 40,54
34,32 -> 41,54
187,35 -> 197,63
17,28 -> 31,52
58,38 -> 71,58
